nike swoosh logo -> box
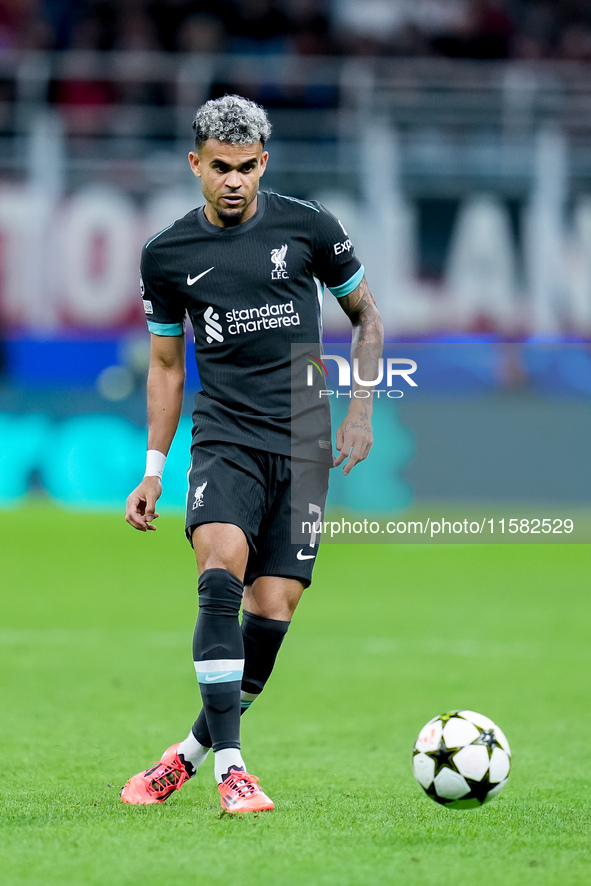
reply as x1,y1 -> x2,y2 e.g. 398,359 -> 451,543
296,549 -> 315,561
205,671 -> 232,682
187,267 -> 214,286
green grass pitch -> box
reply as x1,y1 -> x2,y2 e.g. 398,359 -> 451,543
1,503 -> 590,885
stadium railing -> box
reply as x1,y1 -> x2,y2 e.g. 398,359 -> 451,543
1,52 -> 591,194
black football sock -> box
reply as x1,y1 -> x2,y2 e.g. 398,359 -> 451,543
240,610 -> 290,706
191,609 -> 291,747
193,568 -> 244,752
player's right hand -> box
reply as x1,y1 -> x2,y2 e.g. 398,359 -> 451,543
125,476 -> 162,531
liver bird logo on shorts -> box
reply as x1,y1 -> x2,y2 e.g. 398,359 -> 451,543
192,480 -> 207,509
271,244 -> 289,280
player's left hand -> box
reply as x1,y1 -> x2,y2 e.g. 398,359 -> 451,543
334,405 -> 373,475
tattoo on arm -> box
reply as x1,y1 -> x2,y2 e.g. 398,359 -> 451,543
344,419 -> 371,432
338,275 -> 374,317
338,276 -> 384,345
344,402 -> 371,434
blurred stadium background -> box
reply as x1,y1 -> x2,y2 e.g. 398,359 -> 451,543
1,0 -> 590,513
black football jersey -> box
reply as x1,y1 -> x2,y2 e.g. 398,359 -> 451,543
140,190 -> 363,462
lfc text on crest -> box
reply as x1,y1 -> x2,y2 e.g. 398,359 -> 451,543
271,244 -> 289,280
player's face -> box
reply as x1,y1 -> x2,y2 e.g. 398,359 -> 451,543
189,139 -> 268,227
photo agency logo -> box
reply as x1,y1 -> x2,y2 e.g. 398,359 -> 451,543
305,353 -> 418,399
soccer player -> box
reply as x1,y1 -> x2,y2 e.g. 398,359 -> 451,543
122,95 -> 383,813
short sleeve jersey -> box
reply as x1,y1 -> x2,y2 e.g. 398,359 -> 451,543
140,190 -> 363,462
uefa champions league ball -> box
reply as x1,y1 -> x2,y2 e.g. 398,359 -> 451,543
412,710 -> 511,809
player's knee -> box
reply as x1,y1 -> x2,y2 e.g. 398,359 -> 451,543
191,524 -> 248,577
198,568 -> 243,617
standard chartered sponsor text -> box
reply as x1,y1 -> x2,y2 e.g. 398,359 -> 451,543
302,516 -> 575,538
226,300 -> 299,335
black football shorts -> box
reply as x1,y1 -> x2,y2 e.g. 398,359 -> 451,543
185,441 -> 329,587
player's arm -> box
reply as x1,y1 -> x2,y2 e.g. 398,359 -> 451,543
334,275 -> 384,475
125,333 -> 186,531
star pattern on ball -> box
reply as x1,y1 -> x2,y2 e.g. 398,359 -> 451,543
431,740 -> 457,775
438,711 -> 459,727
477,729 -> 502,754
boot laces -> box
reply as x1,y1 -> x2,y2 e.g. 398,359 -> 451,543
226,770 -> 260,798
146,757 -> 189,797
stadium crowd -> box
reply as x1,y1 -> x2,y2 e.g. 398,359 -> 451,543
1,0 -> 591,62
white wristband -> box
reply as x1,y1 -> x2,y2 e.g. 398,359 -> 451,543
145,449 -> 166,479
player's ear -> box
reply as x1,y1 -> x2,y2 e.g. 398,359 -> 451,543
259,150 -> 269,177
188,151 -> 202,178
